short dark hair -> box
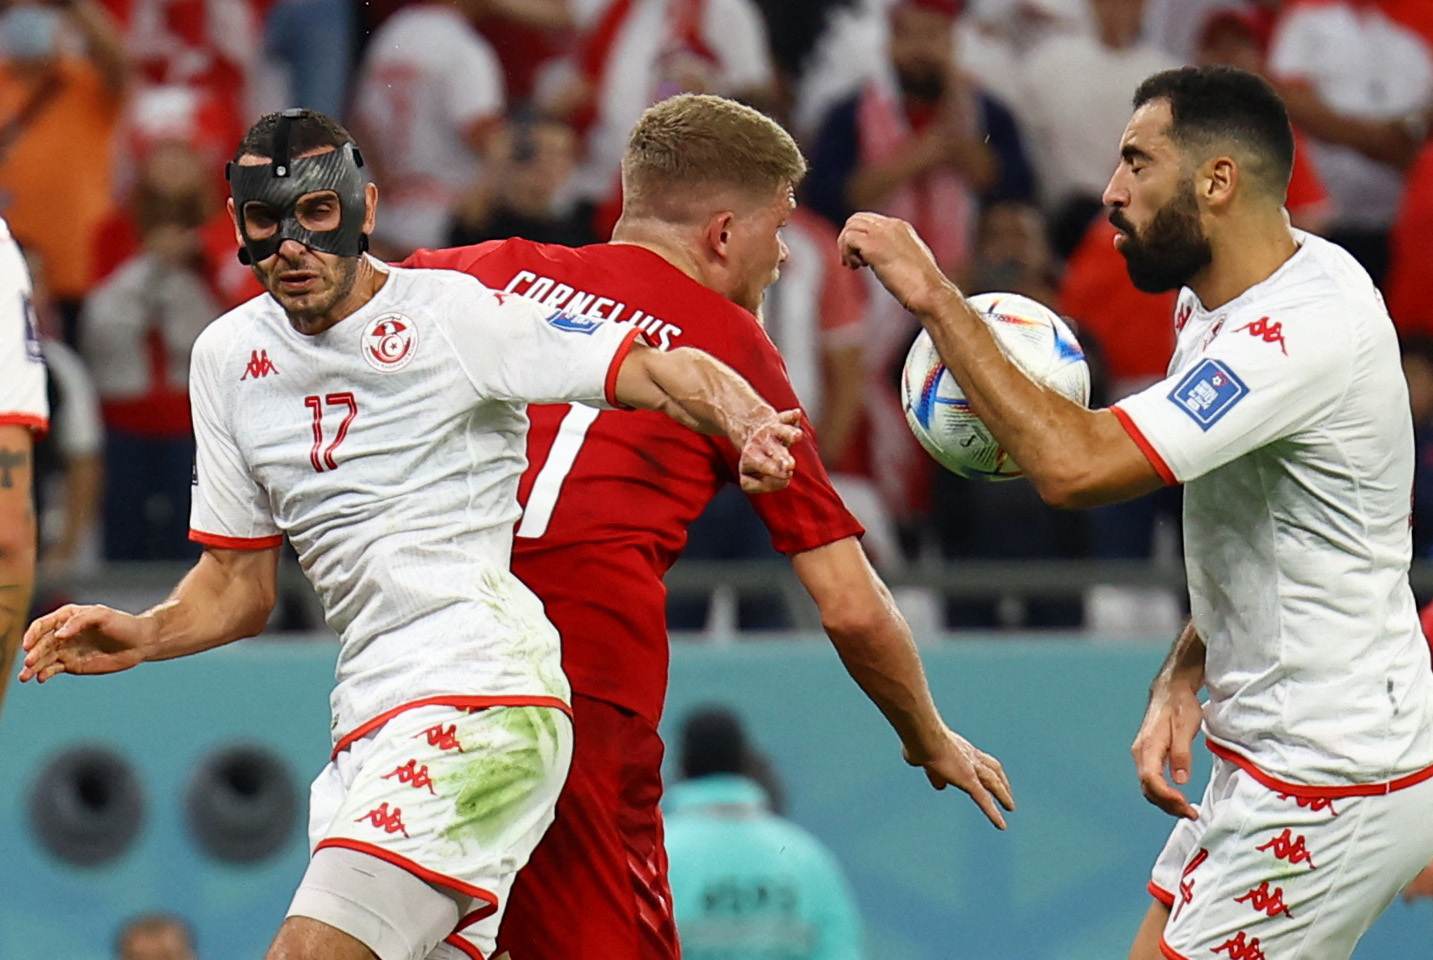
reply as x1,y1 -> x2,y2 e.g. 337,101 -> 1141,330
679,706 -> 750,779
232,109 -> 356,164
1133,66 -> 1295,199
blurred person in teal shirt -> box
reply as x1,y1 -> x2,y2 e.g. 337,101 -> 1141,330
665,707 -> 863,960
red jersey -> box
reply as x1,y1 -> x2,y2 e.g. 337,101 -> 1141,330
403,240 -> 864,725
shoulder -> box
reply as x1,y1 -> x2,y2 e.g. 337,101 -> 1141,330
192,295 -> 272,371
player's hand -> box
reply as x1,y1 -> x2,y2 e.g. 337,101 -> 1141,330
838,212 -> 952,316
905,726 -> 1015,830
737,408 -> 803,494
1131,675 -> 1203,820
1403,860 -> 1433,902
19,604 -> 154,683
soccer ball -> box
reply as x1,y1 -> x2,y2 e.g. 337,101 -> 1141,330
900,292 -> 1090,480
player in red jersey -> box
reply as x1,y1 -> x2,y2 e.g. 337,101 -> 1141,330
405,93 -> 1014,960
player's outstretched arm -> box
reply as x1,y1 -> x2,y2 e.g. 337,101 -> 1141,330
791,536 -> 1015,829
1131,620 -> 1205,820
19,546 -> 279,684
613,342 -> 804,494
838,212 -> 1161,508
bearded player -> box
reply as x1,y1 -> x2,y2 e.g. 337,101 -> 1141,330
839,66 -> 1433,960
406,93 -> 1014,960
20,108 -> 803,960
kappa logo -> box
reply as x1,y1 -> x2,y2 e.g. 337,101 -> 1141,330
415,723 -> 464,752
355,802 -> 410,837
363,314 -> 418,372
1256,829 -> 1317,869
1234,881 -> 1293,919
1235,316 -> 1288,355
1213,932 -> 1266,960
545,309 -> 601,335
1174,302 -> 1193,334
241,349 -> 278,380
1277,793 -> 1339,816
382,759 -> 437,794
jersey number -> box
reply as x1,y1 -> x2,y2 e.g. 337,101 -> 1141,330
515,404 -> 599,539
304,393 -> 358,472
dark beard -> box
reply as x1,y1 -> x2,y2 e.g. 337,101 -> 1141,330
1111,183 -> 1212,294
897,66 -> 945,105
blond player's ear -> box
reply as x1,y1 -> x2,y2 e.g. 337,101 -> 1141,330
227,197 -> 241,245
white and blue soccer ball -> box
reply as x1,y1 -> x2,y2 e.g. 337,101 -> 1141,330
900,292 -> 1090,480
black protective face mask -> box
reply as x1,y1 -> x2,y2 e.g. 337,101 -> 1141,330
226,110 -> 370,266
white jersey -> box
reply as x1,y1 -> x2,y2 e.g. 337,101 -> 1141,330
0,217 -> 48,434
188,261 -> 640,747
1114,232 -> 1433,789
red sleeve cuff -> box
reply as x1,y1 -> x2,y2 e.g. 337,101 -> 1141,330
604,326 -> 644,408
189,529 -> 284,550
1110,405 -> 1177,486
1147,880 -> 1175,907
0,412 -> 49,439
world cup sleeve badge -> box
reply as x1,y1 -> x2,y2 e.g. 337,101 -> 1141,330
363,314 -> 419,372
1168,358 -> 1248,431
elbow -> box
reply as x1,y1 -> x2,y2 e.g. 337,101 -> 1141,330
1028,457 -> 1104,511
240,585 -> 278,639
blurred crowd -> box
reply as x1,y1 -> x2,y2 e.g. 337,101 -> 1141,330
6,0 -> 1433,628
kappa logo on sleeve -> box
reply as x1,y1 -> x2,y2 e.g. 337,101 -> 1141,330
1169,358 -> 1248,431
545,309 -> 601,335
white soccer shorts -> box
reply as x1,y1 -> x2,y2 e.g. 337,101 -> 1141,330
288,703 -> 573,960
1148,755 -> 1433,960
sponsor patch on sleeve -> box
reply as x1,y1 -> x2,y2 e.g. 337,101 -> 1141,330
545,309 -> 600,335
1168,358 -> 1248,430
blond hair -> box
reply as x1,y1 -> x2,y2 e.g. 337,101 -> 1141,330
621,94 -> 806,222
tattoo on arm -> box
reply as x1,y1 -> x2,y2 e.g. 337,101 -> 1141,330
0,446 -> 28,489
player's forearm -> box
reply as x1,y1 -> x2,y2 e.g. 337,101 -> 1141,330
0,526 -> 38,714
138,551 -> 276,662
1150,620 -> 1206,699
632,347 -> 781,445
823,589 -> 948,754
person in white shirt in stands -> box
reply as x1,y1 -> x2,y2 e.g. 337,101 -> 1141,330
838,65 -> 1433,960
18,108 -> 803,960
0,215 -> 48,718
351,0 -> 505,257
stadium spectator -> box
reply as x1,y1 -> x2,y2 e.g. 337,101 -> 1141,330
352,0 -> 506,257
79,147 -> 221,561
0,215 -> 46,717
665,706 -> 864,960
933,200 -> 1087,628
806,0 -> 1034,522
1403,336 -> 1433,559
958,0 -> 1087,111
544,0 -> 777,235
1267,0 -> 1433,284
115,912 -> 196,960
92,93 -> 262,310
262,0 -> 355,120
1385,140 -> 1433,336
1014,0 -> 1178,257
0,0 -> 128,340
101,0 -> 259,157
447,113 -> 596,248
1194,6 -> 1331,234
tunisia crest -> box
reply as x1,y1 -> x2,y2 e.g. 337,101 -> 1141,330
363,314 -> 418,372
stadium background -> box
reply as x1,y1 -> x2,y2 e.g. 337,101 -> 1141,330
6,0 -> 1433,955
